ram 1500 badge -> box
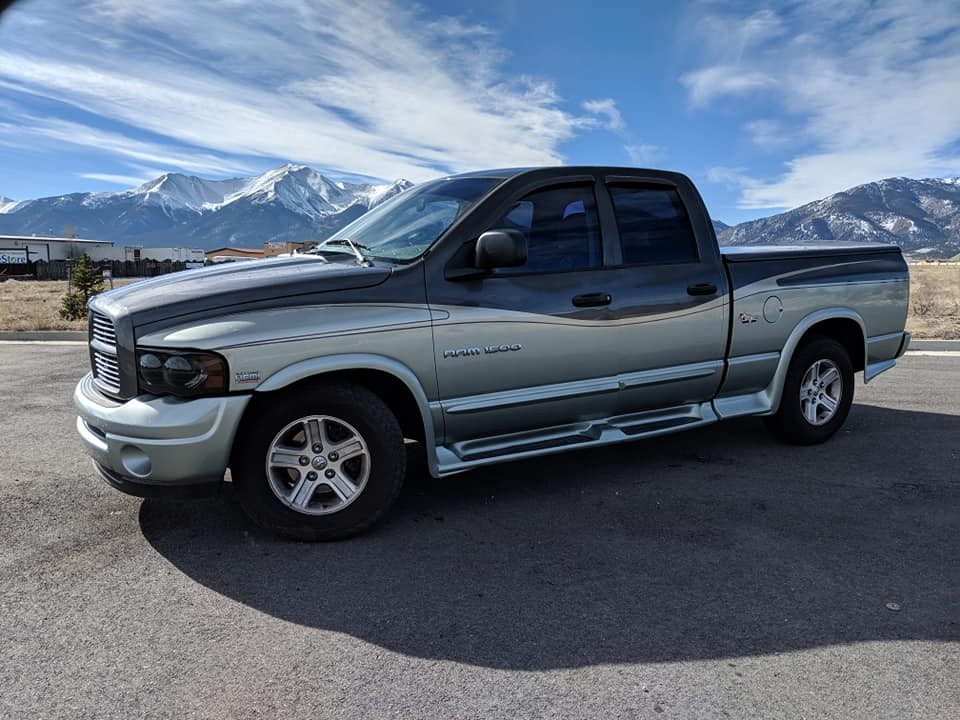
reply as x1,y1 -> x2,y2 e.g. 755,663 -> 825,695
74,166 -> 910,540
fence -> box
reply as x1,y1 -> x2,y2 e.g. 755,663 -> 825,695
1,259 -> 192,281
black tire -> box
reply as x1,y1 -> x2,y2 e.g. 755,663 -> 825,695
232,381 -> 406,541
765,336 -> 854,445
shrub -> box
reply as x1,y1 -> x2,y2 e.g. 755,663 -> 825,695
59,254 -> 105,320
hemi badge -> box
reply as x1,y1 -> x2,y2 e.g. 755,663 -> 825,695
235,371 -> 261,383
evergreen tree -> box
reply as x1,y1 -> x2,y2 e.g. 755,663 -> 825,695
59,254 -> 105,320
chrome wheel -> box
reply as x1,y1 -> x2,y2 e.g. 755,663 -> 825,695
265,415 -> 371,516
799,358 -> 843,426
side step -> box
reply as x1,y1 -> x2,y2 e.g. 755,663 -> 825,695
435,402 -> 717,475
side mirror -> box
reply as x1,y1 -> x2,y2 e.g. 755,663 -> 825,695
475,229 -> 527,269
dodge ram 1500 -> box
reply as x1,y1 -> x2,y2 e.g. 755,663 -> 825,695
74,167 -> 910,539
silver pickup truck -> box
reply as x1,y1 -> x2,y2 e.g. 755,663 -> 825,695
74,166 -> 910,539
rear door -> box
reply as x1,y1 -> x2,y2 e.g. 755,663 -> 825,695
598,176 -> 729,413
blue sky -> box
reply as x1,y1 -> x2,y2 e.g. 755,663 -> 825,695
1,0 -> 959,224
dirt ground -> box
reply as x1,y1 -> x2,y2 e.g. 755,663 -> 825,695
1,265 -> 958,337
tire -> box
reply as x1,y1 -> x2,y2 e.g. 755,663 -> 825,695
232,381 -> 406,540
765,336 -> 854,445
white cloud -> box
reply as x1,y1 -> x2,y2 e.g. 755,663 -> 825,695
735,9 -> 786,47
680,66 -> 775,108
625,144 -> 662,166
582,99 -> 625,132
686,0 -> 960,209
0,0 -> 623,184
77,172 -> 153,187
582,99 -> 659,166
744,120 -> 788,149
706,166 -> 758,191
0,113 -> 257,176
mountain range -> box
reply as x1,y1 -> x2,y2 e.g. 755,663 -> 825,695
717,177 -> 960,259
1,168 -> 959,257
0,165 -> 412,249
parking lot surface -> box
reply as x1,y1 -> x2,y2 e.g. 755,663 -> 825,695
1,345 -> 958,719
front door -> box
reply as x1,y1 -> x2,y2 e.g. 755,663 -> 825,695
427,181 -> 620,445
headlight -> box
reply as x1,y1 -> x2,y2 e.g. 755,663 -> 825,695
136,349 -> 227,397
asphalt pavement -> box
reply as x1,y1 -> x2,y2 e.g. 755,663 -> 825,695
1,345 -> 957,719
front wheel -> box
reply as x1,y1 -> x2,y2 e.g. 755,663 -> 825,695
232,382 -> 406,540
765,336 -> 855,445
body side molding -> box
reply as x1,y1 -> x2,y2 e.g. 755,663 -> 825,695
440,359 -> 724,416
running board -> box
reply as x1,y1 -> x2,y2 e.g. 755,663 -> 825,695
435,402 -> 718,476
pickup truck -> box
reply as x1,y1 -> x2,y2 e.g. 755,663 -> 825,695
74,166 -> 911,540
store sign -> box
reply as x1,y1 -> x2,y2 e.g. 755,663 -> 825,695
0,249 -> 28,264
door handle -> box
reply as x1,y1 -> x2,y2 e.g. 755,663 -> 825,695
687,283 -> 717,296
572,292 -> 612,307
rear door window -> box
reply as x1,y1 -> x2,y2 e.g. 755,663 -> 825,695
608,185 -> 699,265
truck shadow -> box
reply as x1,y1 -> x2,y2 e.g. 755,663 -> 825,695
139,403 -> 960,670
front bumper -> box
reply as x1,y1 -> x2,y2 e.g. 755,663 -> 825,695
74,373 -> 251,488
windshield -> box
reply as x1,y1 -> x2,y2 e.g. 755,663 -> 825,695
317,177 -> 500,263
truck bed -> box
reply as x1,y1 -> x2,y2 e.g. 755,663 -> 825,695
721,242 -> 907,291
716,240 -> 909,420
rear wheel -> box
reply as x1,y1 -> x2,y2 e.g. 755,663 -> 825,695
232,382 -> 406,540
765,336 -> 854,445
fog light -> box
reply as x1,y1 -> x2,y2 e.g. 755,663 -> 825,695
120,445 -> 151,478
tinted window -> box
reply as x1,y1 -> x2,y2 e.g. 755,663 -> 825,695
609,185 -> 698,264
492,184 -> 601,273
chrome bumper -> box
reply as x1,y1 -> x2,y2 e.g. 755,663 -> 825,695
73,373 -> 250,486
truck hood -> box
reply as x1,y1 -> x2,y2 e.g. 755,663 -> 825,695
92,256 -> 391,326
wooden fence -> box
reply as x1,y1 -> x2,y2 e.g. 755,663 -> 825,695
1,259 -> 191,281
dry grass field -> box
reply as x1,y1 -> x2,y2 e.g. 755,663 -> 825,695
0,278 -> 139,332
1,266 -> 959,337
0,280 -> 86,331
906,264 -> 960,339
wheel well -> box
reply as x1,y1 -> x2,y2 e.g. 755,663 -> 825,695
244,369 -> 427,443
798,318 -> 865,371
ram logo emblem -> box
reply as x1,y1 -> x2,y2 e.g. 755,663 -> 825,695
443,343 -> 522,359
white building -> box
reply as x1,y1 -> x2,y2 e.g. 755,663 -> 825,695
0,235 -> 118,262
123,246 -> 206,263
0,235 -> 206,265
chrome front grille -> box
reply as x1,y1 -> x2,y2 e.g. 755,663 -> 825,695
91,312 -> 117,348
92,350 -> 122,394
90,311 -> 122,396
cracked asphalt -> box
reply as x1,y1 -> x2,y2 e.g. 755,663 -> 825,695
1,344 -> 957,719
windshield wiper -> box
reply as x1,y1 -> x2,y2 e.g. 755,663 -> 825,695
323,238 -> 372,266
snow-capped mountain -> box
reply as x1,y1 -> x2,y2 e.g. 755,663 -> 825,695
711,219 -> 730,236
134,174 -> 248,213
0,194 -> 18,214
719,177 -> 960,258
0,165 -> 413,249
